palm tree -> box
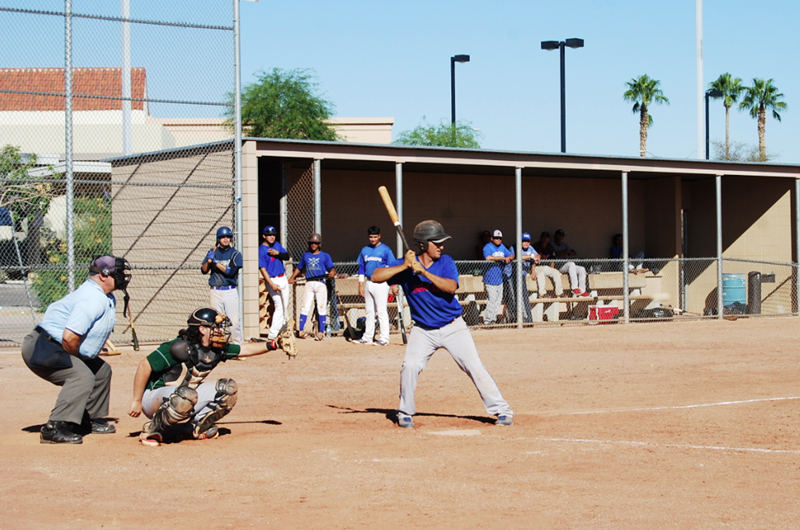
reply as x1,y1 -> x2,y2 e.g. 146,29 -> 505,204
739,78 -> 787,161
709,73 -> 744,160
623,75 -> 669,157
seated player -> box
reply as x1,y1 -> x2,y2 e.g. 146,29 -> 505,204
128,308 -> 296,446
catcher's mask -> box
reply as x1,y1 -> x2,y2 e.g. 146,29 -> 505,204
187,308 -> 231,348
412,220 -> 451,254
90,255 -> 133,316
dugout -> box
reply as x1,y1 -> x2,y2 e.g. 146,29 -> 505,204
108,138 -> 800,340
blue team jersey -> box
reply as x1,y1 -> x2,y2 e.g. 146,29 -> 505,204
259,241 -> 288,277
510,245 -> 537,273
387,254 -> 462,328
297,251 -> 334,280
202,246 -> 242,287
357,243 -> 396,279
39,279 -> 117,357
483,242 -> 512,285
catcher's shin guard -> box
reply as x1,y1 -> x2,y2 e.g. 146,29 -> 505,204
191,378 -> 238,439
141,386 -> 198,440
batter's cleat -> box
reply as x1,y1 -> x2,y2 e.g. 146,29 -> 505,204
397,415 -> 415,428
40,421 -> 83,444
195,426 -> 219,441
356,338 -> 373,345
375,339 -> 390,346
495,414 -> 514,426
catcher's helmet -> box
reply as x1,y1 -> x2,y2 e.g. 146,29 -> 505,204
188,307 -> 220,327
216,226 -> 233,239
308,233 -> 322,243
263,225 -> 277,236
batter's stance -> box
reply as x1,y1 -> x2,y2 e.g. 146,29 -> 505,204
371,220 -> 513,428
128,308 -> 296,446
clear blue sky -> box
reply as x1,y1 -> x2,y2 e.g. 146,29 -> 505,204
239,0 -> 799,163
2,1 -> 798,163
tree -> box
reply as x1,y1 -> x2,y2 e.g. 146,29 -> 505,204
0,145 -> 53,225
623,75 -> 669,157
708,73 -> 744,160
394,118 -> 483,148
711,140 -> 776,162
738,78 -> 787,162
226,68 -> 340,141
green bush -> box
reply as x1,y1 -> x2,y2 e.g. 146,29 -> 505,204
32,196 -> 112,309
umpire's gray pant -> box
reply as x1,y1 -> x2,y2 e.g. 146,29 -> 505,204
398,317 -> 512,418
21,329 -> 111,425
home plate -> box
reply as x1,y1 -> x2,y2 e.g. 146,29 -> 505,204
428,429 -> 482,436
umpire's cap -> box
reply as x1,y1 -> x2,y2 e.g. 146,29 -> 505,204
263,225 -> 277,236
413,220 -> 451,244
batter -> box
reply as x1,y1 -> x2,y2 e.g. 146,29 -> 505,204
371,220 -> 513,428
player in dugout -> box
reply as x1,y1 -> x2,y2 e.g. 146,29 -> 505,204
371,220 -> 514,429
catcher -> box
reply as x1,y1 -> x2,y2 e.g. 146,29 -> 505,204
128,308 -> 296,446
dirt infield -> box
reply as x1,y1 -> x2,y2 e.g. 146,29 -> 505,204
2,318 -> 799,529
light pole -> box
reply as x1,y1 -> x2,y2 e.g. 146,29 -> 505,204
450,54 -> 470,126
705,88 -> 723,160
541,38 -> 584,153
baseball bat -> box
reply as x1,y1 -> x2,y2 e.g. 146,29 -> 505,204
378,186 -> 410,251
395,287 -> 408,344
128,302 -> 140,351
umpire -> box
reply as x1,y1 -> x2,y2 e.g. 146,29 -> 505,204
21,255 -> 132,444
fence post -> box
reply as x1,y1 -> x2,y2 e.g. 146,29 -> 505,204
716,174 -> 723,319
515,167 -> 522,329
622,171 -> 629,323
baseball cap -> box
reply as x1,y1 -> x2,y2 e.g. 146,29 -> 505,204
492,230 -> 503,238
263,225 -> 276,235
555,229 -> 565,236
90,255 -> 116,274
522,232 -> 531,241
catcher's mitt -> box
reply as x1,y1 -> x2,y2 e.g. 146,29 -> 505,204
278,319 -> 298,359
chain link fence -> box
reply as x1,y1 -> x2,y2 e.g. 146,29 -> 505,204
0,3 -> 235,347
300,257 -> 798,337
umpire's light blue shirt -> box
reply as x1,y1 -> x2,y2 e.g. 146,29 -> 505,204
39,278 -> 117,357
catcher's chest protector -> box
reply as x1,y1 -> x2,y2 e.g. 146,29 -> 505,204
164,344 -> 226,389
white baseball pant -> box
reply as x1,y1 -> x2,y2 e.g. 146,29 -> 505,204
363,280 -> 390,342
142,382 -> 219,422
300,280 -> 328,320
398,317 -> 512,418
266,275 -> 290,339
210,287 -> 242,344
558,262 -> 587,293
534,265 -> 563,296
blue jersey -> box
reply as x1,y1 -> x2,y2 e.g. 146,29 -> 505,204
483,242 -> 512,285
202,246 -> 242,287
510,245 -> 537,273
357,243 -> 396,279
297,251 -> 334,281
39,278 -> 117,357
387,254 -> 462,328
259,241 -> 288,277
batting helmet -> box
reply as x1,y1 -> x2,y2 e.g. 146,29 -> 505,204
263,225 -> 277,236
308,233 -> 322,243
413,220 -> 451,254
216,226 -> 233,239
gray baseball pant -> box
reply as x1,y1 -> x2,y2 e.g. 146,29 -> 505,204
21,329 -> 111,425
484,283 -> 503,324
397,317 -> 512,418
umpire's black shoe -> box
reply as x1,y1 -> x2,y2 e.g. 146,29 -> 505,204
40,421 -> 83,444
77,415 -> 117,435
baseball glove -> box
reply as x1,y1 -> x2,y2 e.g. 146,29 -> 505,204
278,319 -> 298,359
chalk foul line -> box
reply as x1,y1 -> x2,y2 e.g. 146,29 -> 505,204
536,437 -> 800,454
558,396 -> 800,416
